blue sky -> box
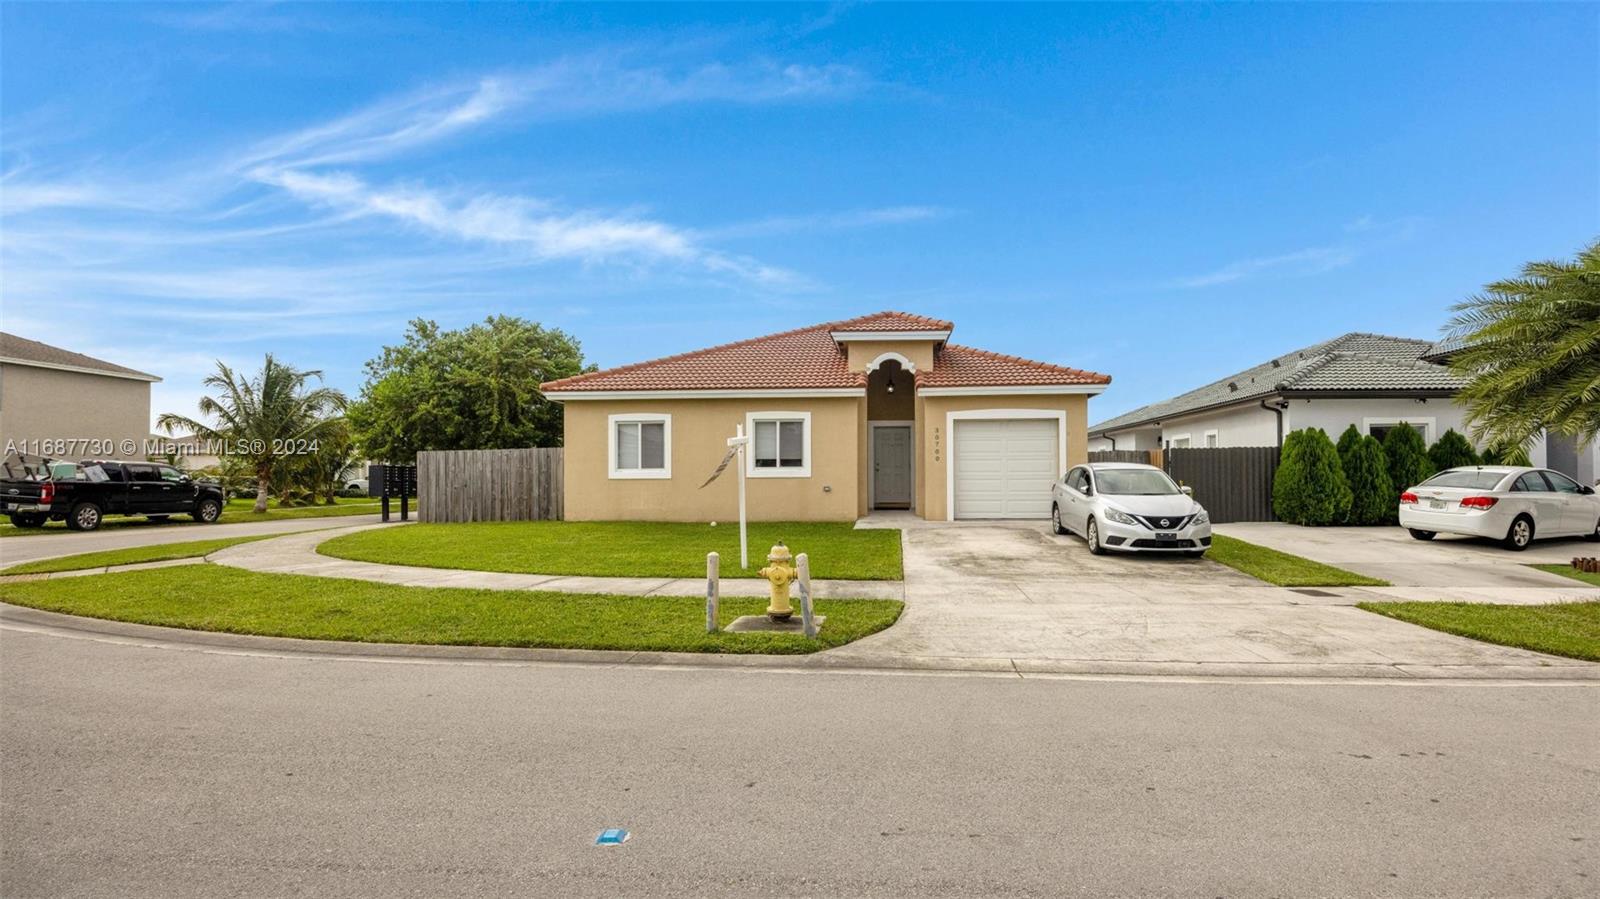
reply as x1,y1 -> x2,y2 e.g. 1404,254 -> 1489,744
2,2 -> 1595,428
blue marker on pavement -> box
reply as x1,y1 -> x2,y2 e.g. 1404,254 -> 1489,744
595,828 -> 629,846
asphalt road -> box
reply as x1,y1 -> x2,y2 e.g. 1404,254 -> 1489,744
0,514 -> 385,566
2,626 -> 1596,898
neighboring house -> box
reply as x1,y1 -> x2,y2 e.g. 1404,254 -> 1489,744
541,311 -> 1111,522
1087,331 -> 1597,483
0,332 -> 160,462
147,432 -> 222,471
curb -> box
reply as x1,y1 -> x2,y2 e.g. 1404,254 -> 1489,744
5,602 -> 1598,684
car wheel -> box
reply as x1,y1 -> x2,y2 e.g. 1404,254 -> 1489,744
1502,515 -> 1534,551
1086,517 -> 1104,555
66,502 -> 103,532
1051,504 -> 1067,535
193,498 -> 222,523
8,512 -> 47,528
1407,528 -> 1436,541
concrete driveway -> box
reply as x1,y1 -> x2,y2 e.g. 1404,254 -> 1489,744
830,523 -> 1597,677
1217,522 -> 1596,592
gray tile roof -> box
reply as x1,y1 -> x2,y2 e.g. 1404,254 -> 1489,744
0,332 -> 160,381
1090,332 -> 1466,435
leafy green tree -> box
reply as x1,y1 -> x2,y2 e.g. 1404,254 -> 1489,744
158,356 -> 347,513
1341,435 -> 1394,526
349,316 -> 589,462
1427,428 -> 1480,472
1273,428 -> 1352,526
1446,240 -> 1600,449
1381,424 -> 1434,519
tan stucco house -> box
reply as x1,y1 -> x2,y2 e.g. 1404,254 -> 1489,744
541,312 -> 1110,522
0,332 -> 160,461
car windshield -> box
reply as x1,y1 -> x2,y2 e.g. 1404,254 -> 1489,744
1095,469 -> 1180,495
1420,470 -> 1510,490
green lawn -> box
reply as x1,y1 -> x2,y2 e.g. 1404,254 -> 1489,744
1,535 -> 275,575
318,520 -> 904,581
1359,600 -> 1600,662
0,496 -> 385,538
0,565 -> 903,654
1532,564 -> 1600,587
1207,534 -> 1390,587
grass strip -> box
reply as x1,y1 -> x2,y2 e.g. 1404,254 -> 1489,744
1531,564 -> 1600,588
1359,600 -> 1600,662
0,565 -> 903,654
1207,534 -> 1390,587
1,496 -> 384,538
1,535 -> 275,575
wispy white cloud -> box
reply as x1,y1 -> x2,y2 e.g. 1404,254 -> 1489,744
1169,215 -> 1426,289
704,205 -> 949,240
1172,246 -> 1356,288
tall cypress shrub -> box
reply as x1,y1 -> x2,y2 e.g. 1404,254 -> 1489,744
1382,424 -> 1435,519
1336,424 -> 1364,460
1342,435 -> 1394,525
1273,428 -> 1352,525
1428,429 -> 1480,471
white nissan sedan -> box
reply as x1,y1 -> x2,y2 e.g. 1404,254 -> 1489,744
1052,462 -> 1213,557
1399,466 -> 1600,550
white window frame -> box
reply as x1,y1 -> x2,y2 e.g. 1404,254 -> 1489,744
1168,433 -> 1192,449
1203,430 -> 1219,448
746,411 -> 812,478
608,413 -> 672,480
1362,416 -> 1436,444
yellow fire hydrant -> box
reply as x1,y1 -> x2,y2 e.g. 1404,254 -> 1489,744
759,542 -> 797,621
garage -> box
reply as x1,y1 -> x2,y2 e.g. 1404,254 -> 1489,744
952,418 -> 1059,519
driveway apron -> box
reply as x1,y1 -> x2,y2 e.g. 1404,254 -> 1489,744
829,523 -> 1597,676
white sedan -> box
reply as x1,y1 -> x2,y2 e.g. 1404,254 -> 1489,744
1051,462 -> 1213,557
1399,466 -> 1600,550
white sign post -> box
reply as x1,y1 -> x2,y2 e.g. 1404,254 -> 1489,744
729,425 -> 749,571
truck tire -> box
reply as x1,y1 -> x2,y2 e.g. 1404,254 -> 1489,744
8,512 -> 47,528
65,502 -> 103,532
192,498 -> 222,523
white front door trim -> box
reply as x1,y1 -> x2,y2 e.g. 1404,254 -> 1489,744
945,408 -> 1068,521
868,420 -> 916,511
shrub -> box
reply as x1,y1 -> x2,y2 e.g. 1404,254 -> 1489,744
1341,435 -> 1394,525
1336,424 -> 1364,460
1273,428 -> 1353,526
1381,424 -> 1435,519
1428,429 -> 1480,471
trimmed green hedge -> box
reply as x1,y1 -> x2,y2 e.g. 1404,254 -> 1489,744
1272,428 -> 1351,526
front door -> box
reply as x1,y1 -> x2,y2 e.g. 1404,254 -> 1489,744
873,426 -> 913,509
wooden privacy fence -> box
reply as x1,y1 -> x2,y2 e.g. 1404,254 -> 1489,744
1163,447 -> 1279,523
416,448 -> 564,523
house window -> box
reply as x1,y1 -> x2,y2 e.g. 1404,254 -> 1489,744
1168,434 -> 1191,449
608,414 -> 671,479
1364,417 -> 1435,444
1204,430 -> 1219,448
746,411 -> 811,478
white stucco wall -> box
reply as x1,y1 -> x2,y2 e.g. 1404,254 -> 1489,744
1094,396 -> 1476,451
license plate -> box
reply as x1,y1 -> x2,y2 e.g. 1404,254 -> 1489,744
1155,532 -> 1177,540
1428,499 -> 1447,510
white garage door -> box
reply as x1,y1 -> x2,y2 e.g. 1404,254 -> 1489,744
953,419 -> 1059,519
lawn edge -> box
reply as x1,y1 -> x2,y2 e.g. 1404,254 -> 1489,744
1356,599 -> 1600,663
1207,534 -> 1391,587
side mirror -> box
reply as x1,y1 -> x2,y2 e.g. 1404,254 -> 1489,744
1180,485 -> 1194,496
1583,485 -> 1595,495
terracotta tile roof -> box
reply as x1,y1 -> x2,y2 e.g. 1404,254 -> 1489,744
541,312 -> 1106,393
0,332 -> 161,381
918,344 -> 1112,388
828,310 -> 954,333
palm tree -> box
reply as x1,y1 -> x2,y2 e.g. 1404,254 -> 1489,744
158,355 -> 347,513
1446,240 -> 1600,449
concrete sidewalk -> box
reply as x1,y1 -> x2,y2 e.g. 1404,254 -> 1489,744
0,514 -> 388,567
208,526 -> 904,600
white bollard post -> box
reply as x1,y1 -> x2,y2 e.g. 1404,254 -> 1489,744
706,552 -> 720,633
735,425 -> 748,571
796,552 -> 817,639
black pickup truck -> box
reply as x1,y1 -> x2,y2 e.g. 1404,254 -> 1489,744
0,457 -> 226,531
